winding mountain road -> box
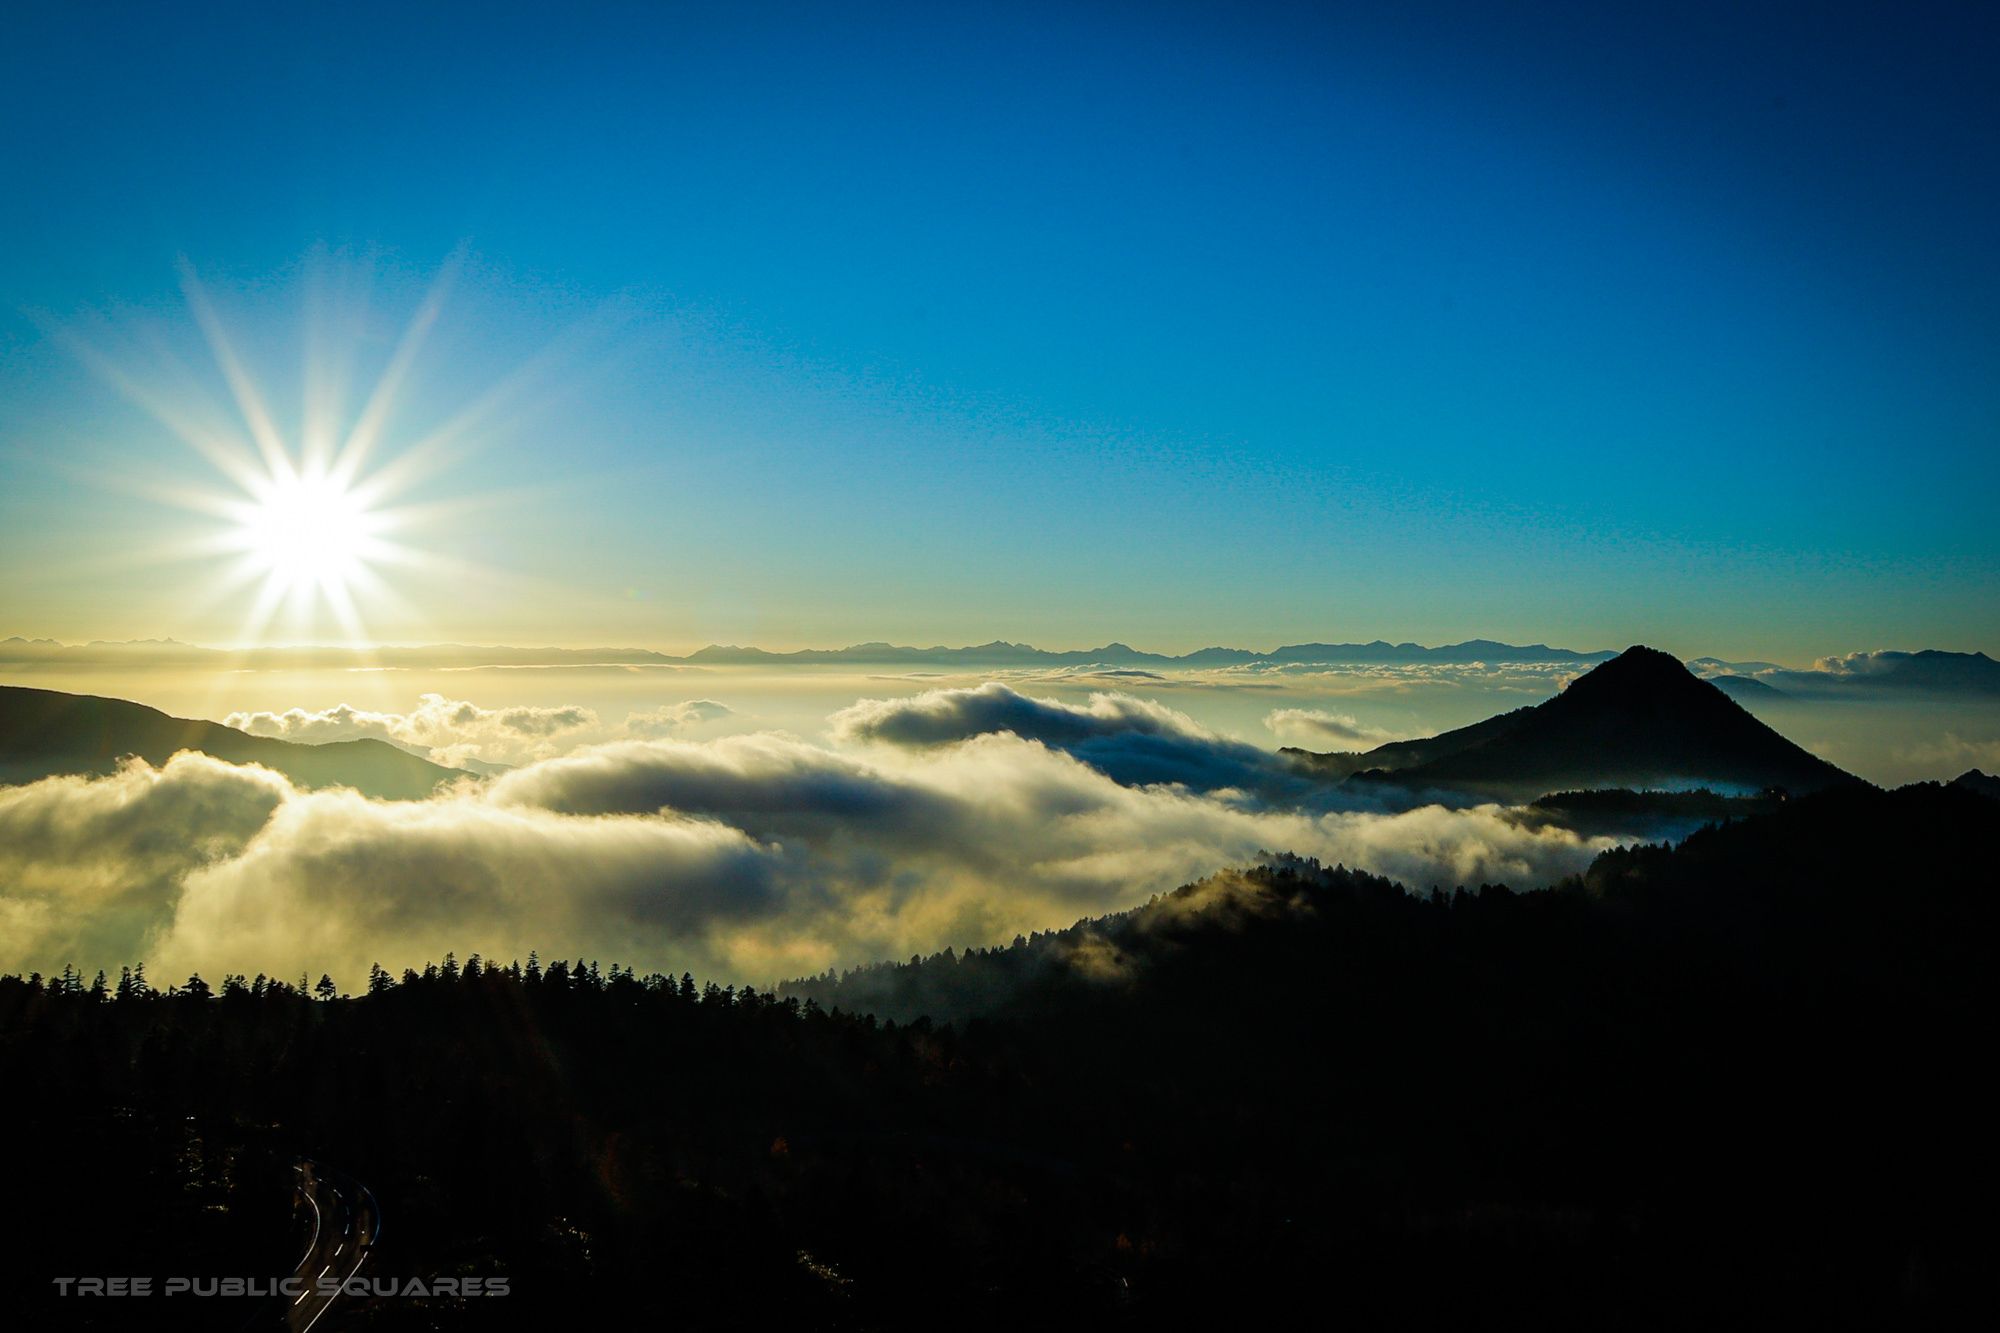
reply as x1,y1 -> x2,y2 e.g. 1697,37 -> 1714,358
286,1161 -> 379,1331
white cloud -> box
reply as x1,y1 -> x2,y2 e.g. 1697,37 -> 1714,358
1263,708 -> 1402,749
0,754 -> 290,968
226,694 -> 600,768
621,699 -> 736,738
1894,732 -> 2000,775
829,682 -> 1295,795
224,693 -> 748,769
1810,651 -> 1901,677
157,788 -> 784,987
831,681 -> 1219,749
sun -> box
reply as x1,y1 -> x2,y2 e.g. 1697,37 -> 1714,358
201,457 -> 404,643
228,467 -> 383,597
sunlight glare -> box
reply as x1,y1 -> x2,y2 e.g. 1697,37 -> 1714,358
232,468 -> 379,595
61,253 -> 589,651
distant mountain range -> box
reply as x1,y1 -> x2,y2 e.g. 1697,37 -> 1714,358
0,686 -> 466,799
0,634 -> 1619,669
7,635 -> 1995,691
1286,646 -> 1861,800
685,637 -> 1624,667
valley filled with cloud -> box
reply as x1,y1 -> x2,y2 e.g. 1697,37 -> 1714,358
0,681 -> 1622,989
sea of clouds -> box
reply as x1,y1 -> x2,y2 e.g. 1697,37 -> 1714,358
3,683 -> 1626,989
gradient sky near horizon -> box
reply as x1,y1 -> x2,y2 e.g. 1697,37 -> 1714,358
1,0 -> 1995,662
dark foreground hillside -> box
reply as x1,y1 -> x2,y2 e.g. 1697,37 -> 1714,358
2,782 -> 1991,1329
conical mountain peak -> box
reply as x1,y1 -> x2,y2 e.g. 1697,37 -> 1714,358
1331,644 -> 1858,800
1561,645 -> 1707,698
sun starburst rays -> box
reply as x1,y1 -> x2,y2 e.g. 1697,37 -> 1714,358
59,258 -> 522,650
49,251 -> 637,658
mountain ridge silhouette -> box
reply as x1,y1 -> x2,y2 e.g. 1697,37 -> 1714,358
0,685 -> 466,799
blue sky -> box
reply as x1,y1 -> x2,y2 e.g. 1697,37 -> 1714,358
1,0 -> 1994,659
